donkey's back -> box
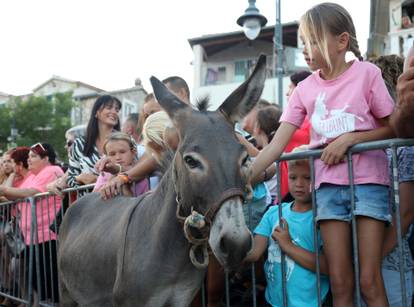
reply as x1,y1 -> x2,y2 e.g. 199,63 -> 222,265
58,192 -> 142,306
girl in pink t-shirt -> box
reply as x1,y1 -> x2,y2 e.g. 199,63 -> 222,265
93,132 -> 149,196
251,3 -> 394,306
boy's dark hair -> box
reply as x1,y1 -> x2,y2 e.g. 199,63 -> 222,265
256,106 -> 283,141
290,70 -> 312,86
257,99 -> 271,109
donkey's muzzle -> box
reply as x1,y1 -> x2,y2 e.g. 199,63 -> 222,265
208,197 -> 252,268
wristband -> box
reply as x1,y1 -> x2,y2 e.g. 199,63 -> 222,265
117,172 -> 131,184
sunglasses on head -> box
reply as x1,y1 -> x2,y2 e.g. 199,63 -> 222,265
31,143 -> 47,155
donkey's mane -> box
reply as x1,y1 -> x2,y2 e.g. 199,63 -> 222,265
195,96 -> 210,112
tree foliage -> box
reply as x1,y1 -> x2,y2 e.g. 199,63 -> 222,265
0,92 -> 74,161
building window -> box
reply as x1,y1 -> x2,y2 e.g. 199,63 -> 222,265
205,66 -> 227,85
234,61 -> 247,82
121,99 -> 138,123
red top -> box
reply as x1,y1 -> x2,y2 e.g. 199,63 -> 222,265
278,117 -> 311,201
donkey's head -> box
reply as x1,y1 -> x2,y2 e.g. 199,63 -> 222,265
150,55 -> 266,268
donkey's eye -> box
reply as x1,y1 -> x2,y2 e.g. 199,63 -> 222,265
184,156 -> 201,169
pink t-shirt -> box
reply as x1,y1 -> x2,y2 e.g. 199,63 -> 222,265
280,61 -> 394,188
19,165 -> 63,245
93,171 -> 149,196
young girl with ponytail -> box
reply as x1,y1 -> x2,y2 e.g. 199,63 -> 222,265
251,3 -> 395,306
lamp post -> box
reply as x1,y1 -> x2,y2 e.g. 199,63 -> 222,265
237,0 -> 267,40
237,0 -> 284,110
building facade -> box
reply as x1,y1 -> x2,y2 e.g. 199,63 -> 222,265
188,22 -> 308,110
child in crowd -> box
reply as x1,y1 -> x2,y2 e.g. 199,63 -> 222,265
245,154 -> 329,307
142,111 -> 172,190
251,3 -> 394,306
143,111 -> 171,162
253,105 -> 282,204
93,132 -> 148,196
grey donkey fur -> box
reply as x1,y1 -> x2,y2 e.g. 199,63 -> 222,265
57,55 -> 267,307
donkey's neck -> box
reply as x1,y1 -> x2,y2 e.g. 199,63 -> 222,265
146,167 -> 189,243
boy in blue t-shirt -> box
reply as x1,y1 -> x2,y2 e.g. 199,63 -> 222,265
245,157 -> 330,307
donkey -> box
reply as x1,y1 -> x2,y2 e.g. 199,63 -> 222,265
57,55 -> 267,307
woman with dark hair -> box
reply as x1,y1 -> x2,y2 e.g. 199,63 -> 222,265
0,142 -> 64,304
67,95 -> 121,190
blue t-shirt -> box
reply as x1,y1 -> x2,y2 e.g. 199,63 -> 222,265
254,202 -> 329,307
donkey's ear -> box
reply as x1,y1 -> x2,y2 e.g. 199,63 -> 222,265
218,55 -> 267,125
150,76 -> 189,120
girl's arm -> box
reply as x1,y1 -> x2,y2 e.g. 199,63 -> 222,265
0,186 -> 40,200
236,134 -> 277,185
236,133 -> 259,157
250,122 -> 297,179
272,219 -> 328,275
321,117 -> 395,165
244,234 -> 268,262
100,152 -> 158,199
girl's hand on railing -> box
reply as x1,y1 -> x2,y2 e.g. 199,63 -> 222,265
321,133 -> 353,165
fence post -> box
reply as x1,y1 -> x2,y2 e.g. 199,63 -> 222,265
310,157 -> 322,307
391,146 -> 408,307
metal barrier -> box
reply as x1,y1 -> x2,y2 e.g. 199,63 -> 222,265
0,138 -> 413,306
0,184 -> 94,307
208,138 -> 414,307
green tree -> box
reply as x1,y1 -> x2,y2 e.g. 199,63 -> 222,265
0,104 -> 12,153
3,92 -> 75,161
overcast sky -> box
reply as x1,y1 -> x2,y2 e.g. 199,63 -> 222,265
0,0 -> 370,96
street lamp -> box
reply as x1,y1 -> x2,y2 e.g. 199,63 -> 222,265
238,0 -> 284,110
237,0 -> 267,40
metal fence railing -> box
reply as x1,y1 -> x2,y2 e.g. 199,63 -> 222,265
217,138 -> 414,307
0,184 -> 94,307
0,138 -> 413,306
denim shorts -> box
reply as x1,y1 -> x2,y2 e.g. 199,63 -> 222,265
315,184 -> 391,223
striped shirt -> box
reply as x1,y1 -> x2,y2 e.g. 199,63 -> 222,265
67,136 -> 101,190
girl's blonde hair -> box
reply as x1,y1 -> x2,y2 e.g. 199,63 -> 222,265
142,111 -> 171,160
299,2 -> 363,71
103,131 -> 136,154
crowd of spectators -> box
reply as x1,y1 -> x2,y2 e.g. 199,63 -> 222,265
0,4 -> 414,306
